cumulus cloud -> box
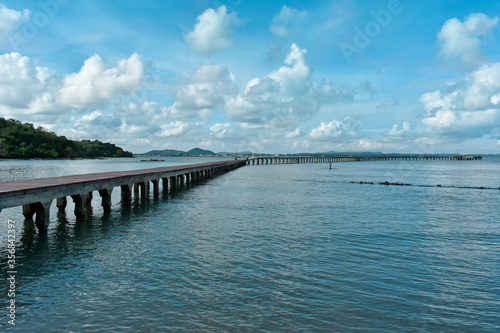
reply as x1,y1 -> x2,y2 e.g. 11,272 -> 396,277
438,13 -> 498,68
388,122 -> 411,136
169,64 -> 237,119
0,4 -> 30,37
310,117 -> 361,140
59,53 -> 145,109
184,6 -> 241,54
65,101 -> 171,144
226,44 -> 353,128
285,128 -> 303,139
0,52 -> 146,121
58,103 -> 164,147
0,52 -> 53,110
115,101 -> 169,128
270,5 -> 307,37
64,110 -> 124,139
210,122 -> 232,139
419,62 -> 500,137
158,121 -> 189,137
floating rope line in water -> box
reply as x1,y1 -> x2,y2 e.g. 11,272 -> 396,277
349,181 -> 500,191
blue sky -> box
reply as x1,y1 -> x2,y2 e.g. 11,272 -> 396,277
1,0 -> 500,154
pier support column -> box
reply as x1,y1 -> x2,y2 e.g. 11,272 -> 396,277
137,182 -> 148,199
87,192 -> 93,205
35,201 -> 52,233
151,179 -> 159,197
22,200 -> 52,232
121,184 -> 133,204
98,188 -> 113,211
170,176 -> 177,189
71,193 -> 91,217
56,197 -> 67,211
162,178 -> 169,191
22,204 -> 36,220
23,201 -> 53,233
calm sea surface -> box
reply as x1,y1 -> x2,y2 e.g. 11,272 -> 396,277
1,157 -> 499,332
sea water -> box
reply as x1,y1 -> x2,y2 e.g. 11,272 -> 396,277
1,157 -> 499,332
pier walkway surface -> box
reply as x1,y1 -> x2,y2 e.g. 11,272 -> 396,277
0,160 -> 246,232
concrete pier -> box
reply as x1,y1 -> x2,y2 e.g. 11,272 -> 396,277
0,160 -> 246,233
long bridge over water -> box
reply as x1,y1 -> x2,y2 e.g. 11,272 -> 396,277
0,155 -> 482,233
245,154 -> 482,165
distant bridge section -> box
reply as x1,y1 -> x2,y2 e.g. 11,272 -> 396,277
246,155 -> 482,165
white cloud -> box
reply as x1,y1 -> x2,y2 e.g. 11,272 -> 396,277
310,117 -> 361,140
210,122 -> 232,139
158,121 -> 188,137
115,101 -> 169,127
422,109 -> 456,128
62,101 -> 169,143
270,5 -> 307,37
269,43 -> 311,95
226,44 -> 353,127
0,52 -> 52,110
79,110 -> 102,123
59,53 -> 145,109
415,137 -> 439,146
60,110 -> 126,142
0,4 -> 30,37
169,64 -> 237,119
419,62 -> 500,137
438,13 -> 498,68
388,122 -> 411,136
285,128 -> 302,139
184,6 -> 241,54
0,52 -> 146,122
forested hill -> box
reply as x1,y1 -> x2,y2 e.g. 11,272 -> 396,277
0,118 -> 133,159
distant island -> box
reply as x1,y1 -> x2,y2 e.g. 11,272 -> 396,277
0,118 -> 133,159
137,147 -> 254,157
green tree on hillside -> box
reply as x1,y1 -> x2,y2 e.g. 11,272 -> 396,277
0,118 -> 133,159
